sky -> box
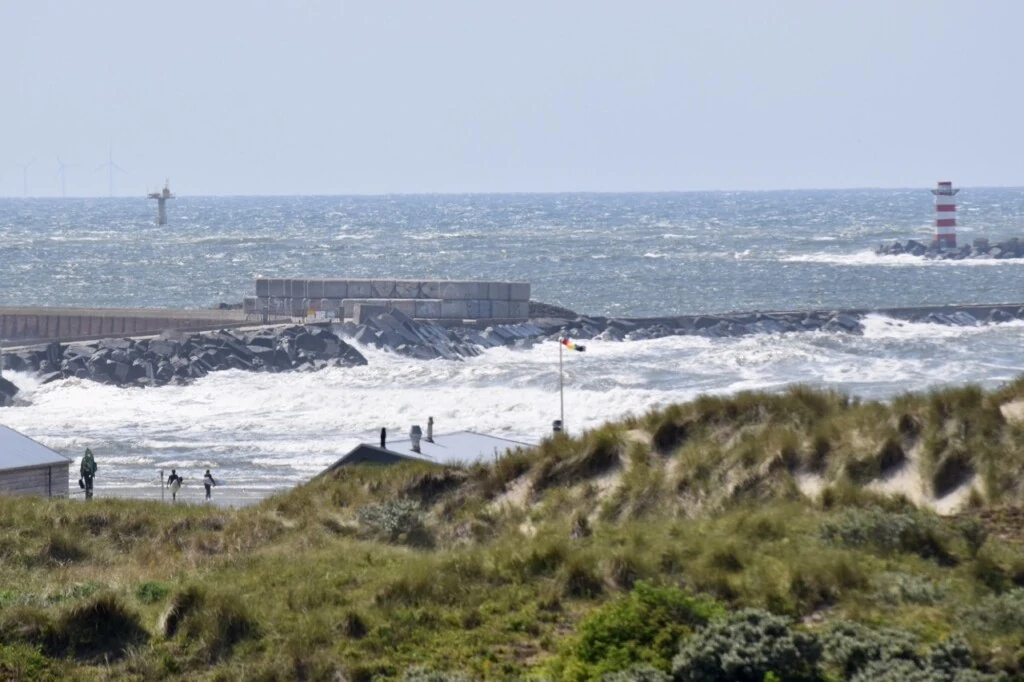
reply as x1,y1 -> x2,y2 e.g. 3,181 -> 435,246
1,0 -> 1021,197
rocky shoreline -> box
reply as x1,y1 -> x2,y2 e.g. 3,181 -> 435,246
875,237 -> 1024,260
2,302 -> 1024,393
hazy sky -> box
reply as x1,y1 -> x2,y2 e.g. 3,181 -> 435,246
1,0 -> 1021,196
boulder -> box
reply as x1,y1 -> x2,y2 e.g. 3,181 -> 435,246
989,309 -> 1014,323
0,377 -> 18,407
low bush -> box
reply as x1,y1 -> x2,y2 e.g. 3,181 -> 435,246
957,589 -> 1024,634
555,581 -> 722,681
671,608 -> 821,682
134,581 -> 171,605
871,572 -> 945,606
819,506 -> 957,565
356,498 -> 432,546
820,621 -> 919,679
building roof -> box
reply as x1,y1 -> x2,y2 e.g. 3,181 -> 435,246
326,430 -> 533,470
0,423 -> 72,472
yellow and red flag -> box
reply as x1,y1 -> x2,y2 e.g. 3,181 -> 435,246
559,337 -> 586,352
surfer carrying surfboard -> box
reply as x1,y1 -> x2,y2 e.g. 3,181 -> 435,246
167,469 -> 183,502
203,469 -> 217,501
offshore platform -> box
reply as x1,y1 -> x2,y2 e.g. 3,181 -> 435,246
147,181 -> 175,225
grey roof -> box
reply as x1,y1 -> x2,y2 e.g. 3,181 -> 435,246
329,430 -> 533,469
0,423 -> 72,471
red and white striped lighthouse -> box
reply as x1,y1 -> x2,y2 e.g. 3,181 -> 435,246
931,181 -> 959,248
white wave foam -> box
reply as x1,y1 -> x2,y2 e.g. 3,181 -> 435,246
782,251 -> 1024,267
4,324 -> 1024,491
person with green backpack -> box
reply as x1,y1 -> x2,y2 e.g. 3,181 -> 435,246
79,448 -> 97,500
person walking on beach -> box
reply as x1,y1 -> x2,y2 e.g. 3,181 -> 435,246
203,469 -> 217,501
166,469 -> 183,502
79,449 -> 97,500
380,427 -> 387,449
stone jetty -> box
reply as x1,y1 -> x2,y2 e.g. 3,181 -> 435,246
2,326 -> 369,388
2,302 -> 1023,391
875,237 -> 1024,260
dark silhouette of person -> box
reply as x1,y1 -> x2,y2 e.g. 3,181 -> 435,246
380,427 -> 387,449
203,469 -> 216,501
80,448 -> 97,500
167,469 -> 183,502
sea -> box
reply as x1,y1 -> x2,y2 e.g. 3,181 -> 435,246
1,189 -> 1023,501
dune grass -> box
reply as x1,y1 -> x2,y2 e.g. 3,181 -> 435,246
3,379 -> 1024,679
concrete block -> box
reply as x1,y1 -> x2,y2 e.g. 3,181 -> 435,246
509,282 -> 531,301
307,280 -> 325,298
491,300 -> 509,318
288,279 -> 308,299
467,300 -> 492,318
389,300 -> 416,317
268,279 -> 288,297
441,300 -> 469,319
415,300 -> 442,318
342,299 -> 357,318
394,280 -> 421,298
347,280 -> 372,298
255,279 -> 271,296
323,279 -> 348,299
419,281 -> 441,299
372,280 -> 396,298
439,281 -> 484,300
488,282 -> 510,300
353,304 -> 389,325
320,299 -> 341,317
509,301 -> 530,319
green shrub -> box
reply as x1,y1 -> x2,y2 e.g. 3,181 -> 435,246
958,589 -> 1024,634
557,581 -> 722,680
819,506 -> 957,565
134,581 -> 171,605
820,621 -> 918,679
670,609 -> 821,682
872,572 -> 945,606
821,624 -> 999,682
0,642 -> 57,682
356,498 -> 431,546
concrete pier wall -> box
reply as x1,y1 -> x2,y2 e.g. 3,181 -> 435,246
0,308 -> 247,344
248,278 -> 531,321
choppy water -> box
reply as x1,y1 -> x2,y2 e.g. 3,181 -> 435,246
1,190 -> 1023,496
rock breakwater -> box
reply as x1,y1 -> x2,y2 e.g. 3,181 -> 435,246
875,237 -> 1024,260
2,303 -> 1023,391
2,325 -> 369,388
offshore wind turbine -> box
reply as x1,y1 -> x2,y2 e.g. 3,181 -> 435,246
94,145 -> 127,197
15,158 -> 37,197
55,155 -> 80,198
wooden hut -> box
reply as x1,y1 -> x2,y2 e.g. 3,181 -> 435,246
0,423 -> 71,497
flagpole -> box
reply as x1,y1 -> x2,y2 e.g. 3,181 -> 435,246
559,341 -> 564,433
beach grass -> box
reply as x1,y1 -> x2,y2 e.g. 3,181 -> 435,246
3,380 -> 1024,679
